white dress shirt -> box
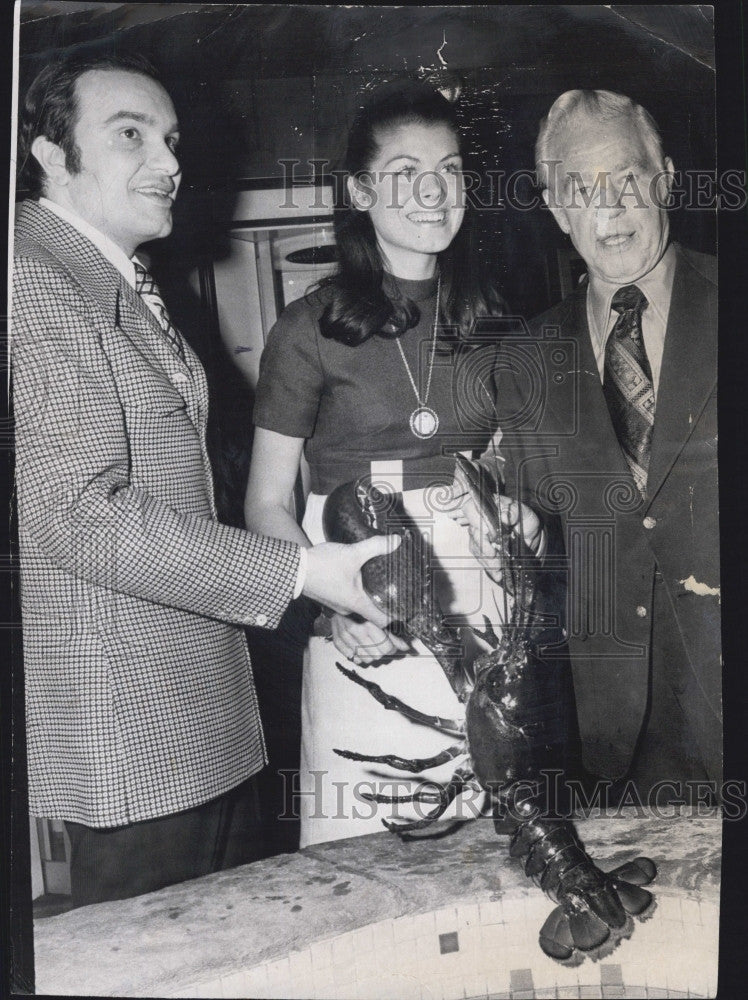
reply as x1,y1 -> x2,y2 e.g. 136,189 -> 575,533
39,197 -> 168,322
38,197 -> 308,597
586,242 -> 676,399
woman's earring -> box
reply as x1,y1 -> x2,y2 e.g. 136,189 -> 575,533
349,175 -> 375,212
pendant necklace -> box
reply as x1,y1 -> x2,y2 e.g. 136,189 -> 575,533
395,272 -> 441,439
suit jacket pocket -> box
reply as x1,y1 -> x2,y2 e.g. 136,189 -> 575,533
112,354 -> 192,420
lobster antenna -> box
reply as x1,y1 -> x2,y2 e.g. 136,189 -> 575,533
471,372 -> 511,628
472,371 -> 528,632
514,487 -> 531,632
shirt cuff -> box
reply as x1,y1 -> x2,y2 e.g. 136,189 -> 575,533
292,546 -> 308,599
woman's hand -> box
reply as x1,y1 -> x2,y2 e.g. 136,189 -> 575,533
330,613 -> 410,665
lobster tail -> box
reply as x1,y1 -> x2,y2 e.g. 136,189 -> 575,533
567,907 -> 612,953
538,906 -> 576,960
610,856 -> 658,885
540,902 -> 618,961
610,878 -> 654,918
607,858 -> 657,918
508,813 -> 657,962
571,871 -> 627,929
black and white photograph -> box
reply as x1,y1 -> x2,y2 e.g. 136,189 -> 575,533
3,3 -> 747,998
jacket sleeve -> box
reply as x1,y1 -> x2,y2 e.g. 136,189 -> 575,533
12,255 -> 300,629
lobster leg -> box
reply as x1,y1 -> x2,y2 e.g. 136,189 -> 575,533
470,614 -> 502,650
375,766 -> 475,833
362,789 -> 444,805
335,663 -> 463,737
333,744 -> 465,772
360,765 -> 479,806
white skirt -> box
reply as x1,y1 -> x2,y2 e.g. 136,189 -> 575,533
298,481 -> 506,847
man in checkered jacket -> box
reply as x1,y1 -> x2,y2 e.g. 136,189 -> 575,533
13,52 -> 396,906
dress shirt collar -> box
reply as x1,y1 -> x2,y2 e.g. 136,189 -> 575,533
39,197 -> 141,288
587,242 -> 677,343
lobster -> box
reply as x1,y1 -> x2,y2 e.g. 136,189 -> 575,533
323,455 -> 657,963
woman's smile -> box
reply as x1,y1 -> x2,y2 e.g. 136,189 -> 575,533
350,120 -> 465,278
405,209 -> 448,224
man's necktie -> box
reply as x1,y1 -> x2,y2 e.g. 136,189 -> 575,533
602,284 -> 655,497
133,261 -> 186,362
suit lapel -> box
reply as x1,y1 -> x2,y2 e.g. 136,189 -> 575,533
118,283 -> 207,432
16,201 -> 205,430
645,246 -> 717,505
558,249 -> 717,510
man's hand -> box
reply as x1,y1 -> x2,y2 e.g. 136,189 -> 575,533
448,479 -> 542,584
303,535 -> 402,628
330,613 -> 410,665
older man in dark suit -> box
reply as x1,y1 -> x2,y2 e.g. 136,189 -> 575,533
13,52 -> 395,906
460,90 -> 720,804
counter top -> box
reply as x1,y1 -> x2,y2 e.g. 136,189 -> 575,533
34,810 -> 721,997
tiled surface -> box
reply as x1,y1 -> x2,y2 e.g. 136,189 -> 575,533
168,891 -> 719,999
35,812 -> 721,997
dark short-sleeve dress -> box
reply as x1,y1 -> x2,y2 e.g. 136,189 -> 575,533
254,274 -> 497,494
252,273 -> 503,847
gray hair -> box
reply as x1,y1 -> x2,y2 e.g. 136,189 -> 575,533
535,89 -> 665,192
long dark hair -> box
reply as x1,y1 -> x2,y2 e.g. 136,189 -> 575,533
317,79 -> 503,346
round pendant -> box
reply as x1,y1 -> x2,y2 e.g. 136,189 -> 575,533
410,406 -> 439,439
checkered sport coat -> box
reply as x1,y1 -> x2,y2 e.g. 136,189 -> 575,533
13,199 -> 301,827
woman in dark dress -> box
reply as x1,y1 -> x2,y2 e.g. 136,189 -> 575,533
245,80 -> 505,846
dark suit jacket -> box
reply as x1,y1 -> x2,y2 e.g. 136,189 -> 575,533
493,244 -> 721,783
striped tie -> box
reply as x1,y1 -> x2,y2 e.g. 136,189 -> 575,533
134,261 -> 185,361
602,284 -> 655,498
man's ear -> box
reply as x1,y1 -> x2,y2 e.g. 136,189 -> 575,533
658,156 -> 676,205
543,187 -> 571,235
347,173 -> 373,212
30,136 -> 69,188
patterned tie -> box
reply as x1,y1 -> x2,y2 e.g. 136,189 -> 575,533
602,284 -> 655,497
133,261 -> 185,362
